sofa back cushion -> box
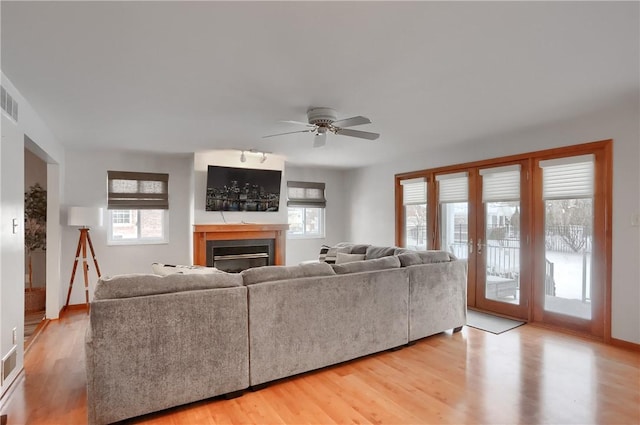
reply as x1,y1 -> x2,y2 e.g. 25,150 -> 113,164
336,252 -> 366,264
365,245 -> 398,260
94,272 -> 243,300
332,256 -> 401,274
397,250 -> 454,267
241,262 -> 336,285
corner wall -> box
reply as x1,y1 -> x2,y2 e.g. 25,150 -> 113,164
61,150 -> 193,305
284,166 -> 348,265
346,98 -> 640,344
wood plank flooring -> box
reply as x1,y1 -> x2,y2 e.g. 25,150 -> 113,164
1,310 -> 639,424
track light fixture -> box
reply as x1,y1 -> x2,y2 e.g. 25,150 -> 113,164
260,152 -> 267,163
240,151 -> 246,163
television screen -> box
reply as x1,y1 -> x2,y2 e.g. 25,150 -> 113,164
206,165 -> 282,212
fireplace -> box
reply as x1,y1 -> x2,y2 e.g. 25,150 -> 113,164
193,224 -> 288,268
207,239 -> 275,273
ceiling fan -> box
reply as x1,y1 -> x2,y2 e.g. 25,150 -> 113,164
263,107 -> 380,148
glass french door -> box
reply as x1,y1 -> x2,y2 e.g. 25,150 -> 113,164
437,162 -> 530,319
474,163 -> 530,318
533,153 -> 605,337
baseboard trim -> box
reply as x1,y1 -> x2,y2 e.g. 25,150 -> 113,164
610,337 -> 640,352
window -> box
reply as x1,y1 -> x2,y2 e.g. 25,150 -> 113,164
436,172 -> 469,259
107,171 -> 169,245
400,177 -> 427,250
287,181 -> 326,239
111,210 -> 131,224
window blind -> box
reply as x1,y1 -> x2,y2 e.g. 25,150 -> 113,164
539,154 -> 594,199
436,172 -> 468,203
479,164 -> 521,202
287,181 -> 326,208
107,171 -> 169,210
400,177 -> 426,205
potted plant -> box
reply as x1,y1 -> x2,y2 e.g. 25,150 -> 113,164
24,183 -> 47,311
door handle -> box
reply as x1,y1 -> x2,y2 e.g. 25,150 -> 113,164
477,238 -> 483,255
468,238 -> 473,254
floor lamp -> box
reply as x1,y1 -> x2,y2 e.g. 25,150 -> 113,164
65,207 -> 103,310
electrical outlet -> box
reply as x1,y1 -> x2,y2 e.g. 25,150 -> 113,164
632,213 -> 640,227
12,327 -> 17,345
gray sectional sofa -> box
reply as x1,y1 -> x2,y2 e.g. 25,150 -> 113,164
85,245 -> 467,424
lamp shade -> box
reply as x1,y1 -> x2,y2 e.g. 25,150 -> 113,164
67,206 -> 103,227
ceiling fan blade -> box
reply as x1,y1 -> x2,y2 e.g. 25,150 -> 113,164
262,129 -> 314,138
281,120 -> 315,127
331,116 -> 371,128
313,133 -> 327,148
334,128 -> 380,140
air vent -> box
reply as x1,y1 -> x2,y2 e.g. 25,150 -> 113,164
1,347 -> 17,385
1,85 -> 19,122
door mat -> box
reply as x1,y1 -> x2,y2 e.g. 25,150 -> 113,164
466,310 -> 525,334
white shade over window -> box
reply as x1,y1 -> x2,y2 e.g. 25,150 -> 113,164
480,164 -> 521,202
540,154 -> 594,199
400,177 -> 426,205
436,172 -> 468,203
107,171 -> 169,210
287,181 -> 326,207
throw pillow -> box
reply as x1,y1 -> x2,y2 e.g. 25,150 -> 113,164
336,252 -> 366,264
324,243 -> 352,264
318,245 -> 330,262
151,263 -> 220,276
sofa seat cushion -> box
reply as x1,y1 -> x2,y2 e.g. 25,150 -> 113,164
365,245 -> 398,260
151,263 -> 221,276
94,272 -> 243,300
332,256 -> 401,274
241,262 -> 336,285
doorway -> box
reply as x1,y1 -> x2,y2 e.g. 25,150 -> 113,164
24,147 -> 48,348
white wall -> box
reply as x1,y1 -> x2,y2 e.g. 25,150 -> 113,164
0,72 -> 65,397
284,166 -> 349,265
193,150 -> 288,226
346,98 -> 640,344
62,150 -> 192,305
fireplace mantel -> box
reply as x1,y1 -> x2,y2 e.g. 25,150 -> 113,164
193,223 -> 289,266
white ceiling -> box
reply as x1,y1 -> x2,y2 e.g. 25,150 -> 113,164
1,1 -> 638,169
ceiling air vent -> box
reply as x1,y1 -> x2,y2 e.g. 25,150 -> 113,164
1,85 -> 19,122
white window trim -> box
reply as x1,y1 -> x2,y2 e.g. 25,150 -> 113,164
107,209 -> 169,246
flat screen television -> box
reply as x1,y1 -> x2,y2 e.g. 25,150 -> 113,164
206,165 -> 282,212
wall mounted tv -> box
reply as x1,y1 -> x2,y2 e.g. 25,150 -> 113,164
206,165 -> 282,212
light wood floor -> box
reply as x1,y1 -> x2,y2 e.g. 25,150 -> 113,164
1,310 -> 639,425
